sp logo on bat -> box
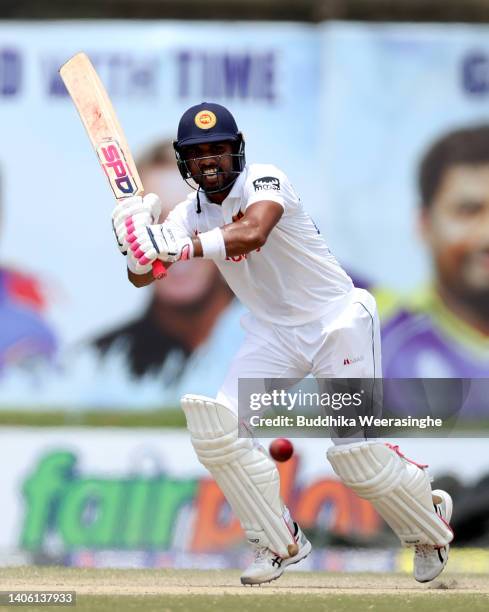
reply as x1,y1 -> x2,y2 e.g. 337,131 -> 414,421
97,140 -> 139,198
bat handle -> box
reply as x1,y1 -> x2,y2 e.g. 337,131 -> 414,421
152,259 -> 167,279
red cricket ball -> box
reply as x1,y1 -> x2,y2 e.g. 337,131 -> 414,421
269,438 -> 294,462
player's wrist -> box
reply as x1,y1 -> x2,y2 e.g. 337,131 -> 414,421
198,227 -> 227,260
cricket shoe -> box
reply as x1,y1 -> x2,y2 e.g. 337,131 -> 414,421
413,489 -> 454,583
240,523 -> 311,586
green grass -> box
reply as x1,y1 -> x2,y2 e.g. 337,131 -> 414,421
60,593 -> 489,612
3,593 -> 489,612
0,408 -> 488,434
0,408 -> 185,428
1,409 -> 488,433
1,568 -> 488,612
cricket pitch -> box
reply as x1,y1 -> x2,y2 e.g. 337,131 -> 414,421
1,567 -> 488,611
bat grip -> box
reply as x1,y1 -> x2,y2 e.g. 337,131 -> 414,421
152,259 -> 167,280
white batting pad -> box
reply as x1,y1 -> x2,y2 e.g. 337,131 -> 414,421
327,441 -> 453,547
181,394 -> 298,558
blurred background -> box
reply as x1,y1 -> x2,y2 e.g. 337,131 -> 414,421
1,0 -> 489,573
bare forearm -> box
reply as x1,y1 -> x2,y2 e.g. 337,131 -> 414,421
128,260 -> 174,286
129,201 -> 282,272
221,220 -> 267,256
192,220 -> 266,258
128,268 -> 154,287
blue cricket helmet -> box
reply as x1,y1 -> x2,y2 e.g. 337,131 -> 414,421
173,102 -> 246,183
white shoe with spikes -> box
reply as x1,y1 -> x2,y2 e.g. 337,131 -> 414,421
414,489 -> 453,583
240,523 -> 311,586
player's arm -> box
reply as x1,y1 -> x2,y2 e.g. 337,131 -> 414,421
191,200 -> 283,258
128,200 -> 283,269
127,261 -> 174,288
127,267 -> 157,288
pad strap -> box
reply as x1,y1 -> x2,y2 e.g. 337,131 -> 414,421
327,441 -> 453,547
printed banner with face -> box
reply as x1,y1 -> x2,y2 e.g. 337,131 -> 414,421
1,22 -> 489,408
319,24 -> 489,379
0,22 -> 318,407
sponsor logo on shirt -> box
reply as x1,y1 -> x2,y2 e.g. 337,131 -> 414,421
343,356 -> 364,366
253,176 -> 280,191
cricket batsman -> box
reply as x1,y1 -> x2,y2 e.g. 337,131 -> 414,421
112,102 -> 454,585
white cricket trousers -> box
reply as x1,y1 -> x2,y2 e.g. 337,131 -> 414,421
216,288 -> 381,426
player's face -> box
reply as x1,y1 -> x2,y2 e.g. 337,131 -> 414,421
182,141 -> 235,192
421,164 -> 489,302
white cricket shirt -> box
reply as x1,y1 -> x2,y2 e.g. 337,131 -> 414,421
168,163 -> 353,326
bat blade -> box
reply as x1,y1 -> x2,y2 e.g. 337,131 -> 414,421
60,52 -> 165,279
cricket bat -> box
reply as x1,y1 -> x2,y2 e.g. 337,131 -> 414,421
59,52 -> 166,279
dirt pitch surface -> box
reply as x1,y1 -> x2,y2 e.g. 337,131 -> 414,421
1,567 -> 488,611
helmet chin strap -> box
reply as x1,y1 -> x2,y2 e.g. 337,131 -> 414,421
196,188 -> 202,214
194,174 -> 240,214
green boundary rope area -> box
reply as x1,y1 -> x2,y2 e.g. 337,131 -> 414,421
0,408 -> 185,428
0,409 -> 488,432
